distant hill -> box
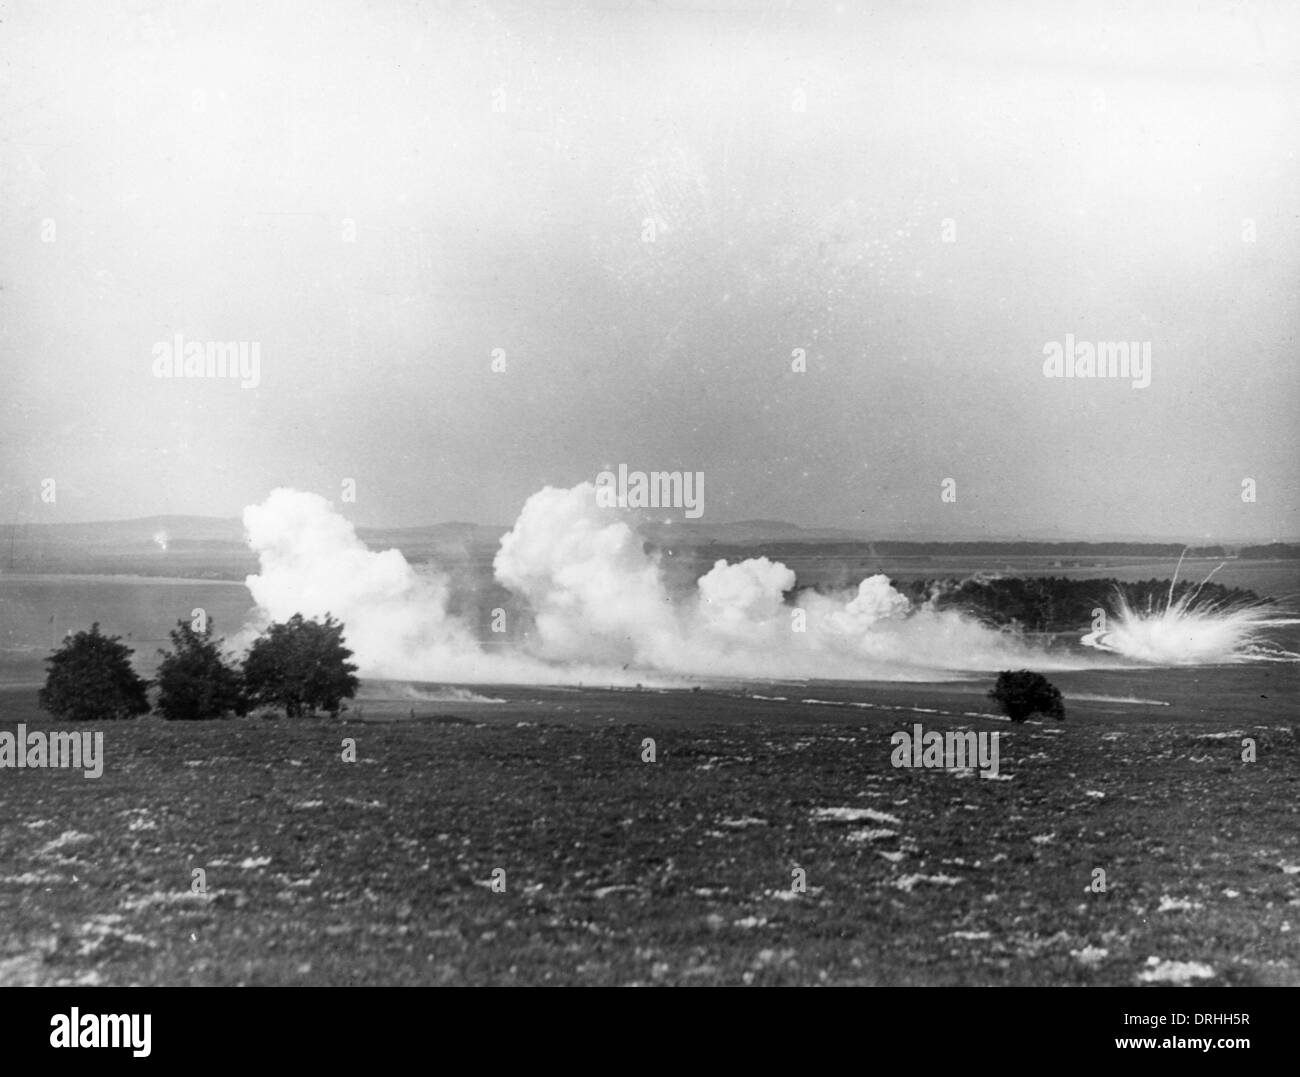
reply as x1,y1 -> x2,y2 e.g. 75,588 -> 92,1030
638,519 -> 866,545
2,515 -> 1297,579
1,515 -> 247,546
355,522 -> 510,548
0,516 -> 513,578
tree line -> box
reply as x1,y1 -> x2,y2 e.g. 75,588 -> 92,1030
894,576 -> 1265,634
38,614 -> 359,723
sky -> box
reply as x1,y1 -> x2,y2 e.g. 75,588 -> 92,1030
1,0 -> 1297,540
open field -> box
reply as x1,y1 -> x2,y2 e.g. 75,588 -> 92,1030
3,559 -> 1297,985
2,676 -> 1297,986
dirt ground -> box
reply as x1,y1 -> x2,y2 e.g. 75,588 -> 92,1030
1,680 -> 1297,986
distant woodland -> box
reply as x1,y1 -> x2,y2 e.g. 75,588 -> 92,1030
892,577 -> 1268,634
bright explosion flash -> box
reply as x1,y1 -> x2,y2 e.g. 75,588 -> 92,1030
1081,560 -> 1297,665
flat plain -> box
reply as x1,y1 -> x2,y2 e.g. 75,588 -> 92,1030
2,671 -> 1297,986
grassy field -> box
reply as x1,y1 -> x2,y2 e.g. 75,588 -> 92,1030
2,677 -> 1298,986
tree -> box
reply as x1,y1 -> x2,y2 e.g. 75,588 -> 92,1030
988,669 -> 1066,723
38,623 -> 150,722
242,613 -> 359,717
154,618 -> 246,721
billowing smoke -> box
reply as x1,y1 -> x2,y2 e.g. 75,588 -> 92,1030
493,484 -> 681,667
244,490 -> 484,680
697,558 -> 797,639
241,483 -> 1101,684
152,530 -> 169,552
242,488 -> 642,684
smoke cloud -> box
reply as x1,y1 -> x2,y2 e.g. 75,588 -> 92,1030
244,489 -> 487,680
242,483 -> 1101,684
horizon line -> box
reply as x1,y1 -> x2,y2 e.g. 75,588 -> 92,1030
1,513 -> 1297,548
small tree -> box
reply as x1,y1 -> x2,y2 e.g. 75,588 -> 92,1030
988,669 -> 1066,723
38,623 -> 150,722
154,618 -> 246,721
243,613 -> 359,717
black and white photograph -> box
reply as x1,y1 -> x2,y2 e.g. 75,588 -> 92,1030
1,0 -> 1297,1030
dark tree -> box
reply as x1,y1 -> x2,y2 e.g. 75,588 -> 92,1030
242,613 -> 359,717
154,618 -> 246,721
988,669 -> 1066,723
38,623 -> 150,722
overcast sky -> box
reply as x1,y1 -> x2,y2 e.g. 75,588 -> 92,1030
2,0 -> 1296,540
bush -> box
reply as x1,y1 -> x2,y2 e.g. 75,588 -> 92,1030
38,623 -> 151,722
243,612 -> 359,718
154,618 -> 246,721
988,669 -> 1066,723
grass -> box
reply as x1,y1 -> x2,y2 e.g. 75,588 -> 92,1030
1,681 -> 1298,986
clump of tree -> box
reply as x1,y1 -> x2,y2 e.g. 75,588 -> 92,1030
38,613 -> 361,722
988,670 -> 1066,723
242,612 -> 359,717
38,623 -> 151,722
154,618 -> 246,721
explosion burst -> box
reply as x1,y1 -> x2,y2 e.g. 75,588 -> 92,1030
1081,557 -> 1298,665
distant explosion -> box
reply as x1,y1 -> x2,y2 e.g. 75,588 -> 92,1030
240,484 -> 1107,685
1082,578 -> 1295,665
152,530 -> 169,552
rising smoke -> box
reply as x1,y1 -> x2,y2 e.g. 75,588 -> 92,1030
242,483 -> 1109,684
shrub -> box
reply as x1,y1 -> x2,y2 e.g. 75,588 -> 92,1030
243,613 -> 359,718
154,618 -> 246,720
988,669 -> 1066,723
38,623 -> 151,722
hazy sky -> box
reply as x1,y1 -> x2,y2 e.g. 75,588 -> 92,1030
2,0 -> 1297,540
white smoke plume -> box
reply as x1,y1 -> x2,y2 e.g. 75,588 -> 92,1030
241,483 -> 1099,684
242,488 -> 645,684
493,484 -> 681,667
245,490 -> 487,680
